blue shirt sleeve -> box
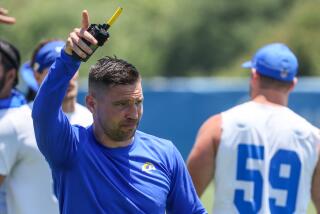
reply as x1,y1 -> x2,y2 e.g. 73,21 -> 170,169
32,50 -> 81,169
166,144 -> 207,214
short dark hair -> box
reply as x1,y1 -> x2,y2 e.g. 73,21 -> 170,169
258,73 -> 293,90
0,39 -> 20,87
89,56 -> 140,92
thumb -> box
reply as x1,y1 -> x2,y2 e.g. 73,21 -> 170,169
81,10 -> 89,29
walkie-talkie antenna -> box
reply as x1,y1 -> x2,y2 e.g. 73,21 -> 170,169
105,7 -> 123,29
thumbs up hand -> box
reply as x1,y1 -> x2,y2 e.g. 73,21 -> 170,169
64,10 -> 98,59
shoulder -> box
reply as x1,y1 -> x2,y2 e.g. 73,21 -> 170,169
74,103 -> 92,118
1,105 -> 31,127
135,130 -> 179,158
200,114 -> 221,131
198,114 -> 221,143
0,107 -> 30,146
136,130 -> 174,148
75,103 -> 90,113
282,107 -> 318,135
0,109 -> 17,135
221,101 -> 252,116
68,103 -> 93,126
7,105 -> 32,127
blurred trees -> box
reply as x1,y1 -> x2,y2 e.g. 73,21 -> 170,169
1,0 -> 319,77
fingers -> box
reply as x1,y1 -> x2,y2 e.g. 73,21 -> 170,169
81,10 -> 89,30
0,14 -> 16,24
0,8 -> 16,25
64,10 -> 98,59
71,29 -> 93,57
67,37 -> 86,59
79,28 -> 97,46
0,8 -> 8,15
65,28 -> 97,57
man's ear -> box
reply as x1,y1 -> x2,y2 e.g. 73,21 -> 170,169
85,94 -> 96,114
5,68 -> 16,87
289,77 -> 298,92
250,68 -> 259,85
251,69 -> 259,80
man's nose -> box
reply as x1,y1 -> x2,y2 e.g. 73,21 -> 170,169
126,104 -> 139,120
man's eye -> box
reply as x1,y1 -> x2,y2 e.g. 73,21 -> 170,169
136,100 -> 143,105
115,102 -> 127,106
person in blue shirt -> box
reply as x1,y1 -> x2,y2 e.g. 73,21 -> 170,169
32,10 -> 206,214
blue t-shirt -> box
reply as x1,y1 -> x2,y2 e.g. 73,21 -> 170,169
0,89 -> 26,110
32,50 -> 206,214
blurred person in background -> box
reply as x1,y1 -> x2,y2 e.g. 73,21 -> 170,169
0,39 -> 59,214
32,10 -> 206,214
21,39 -> 92,126
187,43 -> 320,213
0,8 -> 17,214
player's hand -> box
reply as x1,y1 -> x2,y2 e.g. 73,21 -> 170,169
65,10 -> 98,58
0,7 -> 16,25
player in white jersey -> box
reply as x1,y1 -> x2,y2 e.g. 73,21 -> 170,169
21,39 -> 93,126
0,39 -> 59,214
0,105 -> 59,214
0,14 -> 16,214
187,43 -> 320,213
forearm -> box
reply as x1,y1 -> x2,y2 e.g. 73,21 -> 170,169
32,50 -> 80,166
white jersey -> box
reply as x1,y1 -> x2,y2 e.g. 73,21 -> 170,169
0,105 -> 59,214
64,103 -> 93,126
213,101 -> 320,214
29,102 -> 92,127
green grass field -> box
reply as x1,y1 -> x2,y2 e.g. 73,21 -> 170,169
200,182 -> 316,214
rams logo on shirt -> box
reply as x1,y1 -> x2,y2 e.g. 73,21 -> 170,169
141,162 -> 156,173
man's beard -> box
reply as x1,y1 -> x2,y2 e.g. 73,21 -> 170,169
100,117 -> 139,142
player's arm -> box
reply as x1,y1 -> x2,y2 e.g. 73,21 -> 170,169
32,10 -> 97,168
187,114 -> 221,197
311,142 -> 320,212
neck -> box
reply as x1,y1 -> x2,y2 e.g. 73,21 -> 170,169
251,90 -> 288,106
0,87 -> 12,99
62,97 -> 76,113
92,123 -> 133,148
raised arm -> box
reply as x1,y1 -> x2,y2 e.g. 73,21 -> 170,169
187,114 -> 221,197
32,10 -> 97,168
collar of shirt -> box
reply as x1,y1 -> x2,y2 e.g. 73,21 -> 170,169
0,89 -> 26,110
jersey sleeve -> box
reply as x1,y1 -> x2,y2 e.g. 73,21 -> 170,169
166,143 -> 207,214
32,50 -> 82,169
0,113 -> 20,175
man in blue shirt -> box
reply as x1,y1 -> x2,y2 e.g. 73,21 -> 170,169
32,10 -> 206,214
